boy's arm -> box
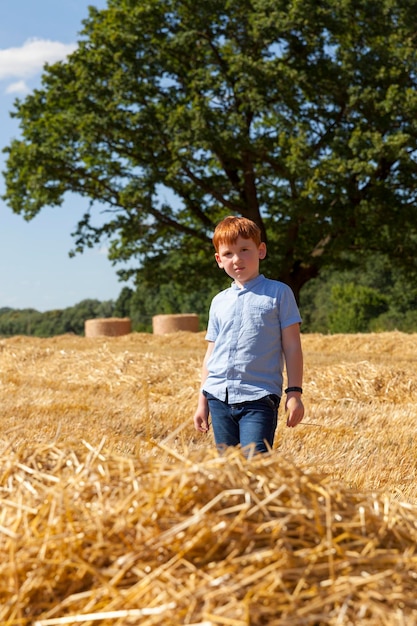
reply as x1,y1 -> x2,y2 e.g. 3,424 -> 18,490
193,341 -> 214,432
282,323 -> 305,428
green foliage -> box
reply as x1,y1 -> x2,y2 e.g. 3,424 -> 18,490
0,300 -> 115,338
113,287 -> 134,318
0,309 -> 42,337
299,252 -> 417,333
3,0 -> 417,301
328,283 -> 388,333
298,271 -> 336,334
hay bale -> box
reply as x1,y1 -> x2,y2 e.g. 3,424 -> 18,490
84,317 -> 131,337
152,313 -> 199,334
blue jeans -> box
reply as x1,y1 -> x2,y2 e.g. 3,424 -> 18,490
204,392 -> 280,455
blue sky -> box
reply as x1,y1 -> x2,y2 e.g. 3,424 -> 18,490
0,0 -> 132,312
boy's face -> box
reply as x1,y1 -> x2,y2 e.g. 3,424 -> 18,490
215,235 -> 266,287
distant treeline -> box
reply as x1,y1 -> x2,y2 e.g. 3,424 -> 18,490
0,282 -> 214,338
1,256 -> 417,338
0,300 -> 115,338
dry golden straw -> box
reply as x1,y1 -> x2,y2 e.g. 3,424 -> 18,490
0,330 -> 417,624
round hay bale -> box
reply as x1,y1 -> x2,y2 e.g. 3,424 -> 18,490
84,317 -> 132,338
152,313 -> 199,335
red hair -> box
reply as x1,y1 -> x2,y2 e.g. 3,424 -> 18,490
212,216 -> 262,252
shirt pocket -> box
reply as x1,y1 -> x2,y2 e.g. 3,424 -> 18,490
243,302 -> 279,336
246,304 -> 278,328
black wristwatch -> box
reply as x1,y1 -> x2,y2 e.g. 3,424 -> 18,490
284,386 -> 303,394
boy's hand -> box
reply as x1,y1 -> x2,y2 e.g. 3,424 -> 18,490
193,406 -> 210,433
285,394 -> 304,428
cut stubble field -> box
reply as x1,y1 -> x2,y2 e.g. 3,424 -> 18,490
1,331 -> 417,625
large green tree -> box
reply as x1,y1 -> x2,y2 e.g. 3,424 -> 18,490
3,0 -> 417,300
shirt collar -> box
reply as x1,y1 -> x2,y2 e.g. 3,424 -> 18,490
231,274 -> 265,291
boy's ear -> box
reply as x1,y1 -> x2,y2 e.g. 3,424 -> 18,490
259,242 -> 267,259
215,252 -> 223,268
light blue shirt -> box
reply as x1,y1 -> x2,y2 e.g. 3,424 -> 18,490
203,274 -> 301,403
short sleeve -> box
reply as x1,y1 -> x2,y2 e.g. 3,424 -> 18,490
279,285 -> 302,329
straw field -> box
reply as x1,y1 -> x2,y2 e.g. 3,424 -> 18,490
1,331 -> 417,625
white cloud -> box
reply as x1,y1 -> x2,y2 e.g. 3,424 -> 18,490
5,80 -> 30,94
0,38 -> 77,81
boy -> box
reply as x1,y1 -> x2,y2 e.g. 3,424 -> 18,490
193,216 -> 304,454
